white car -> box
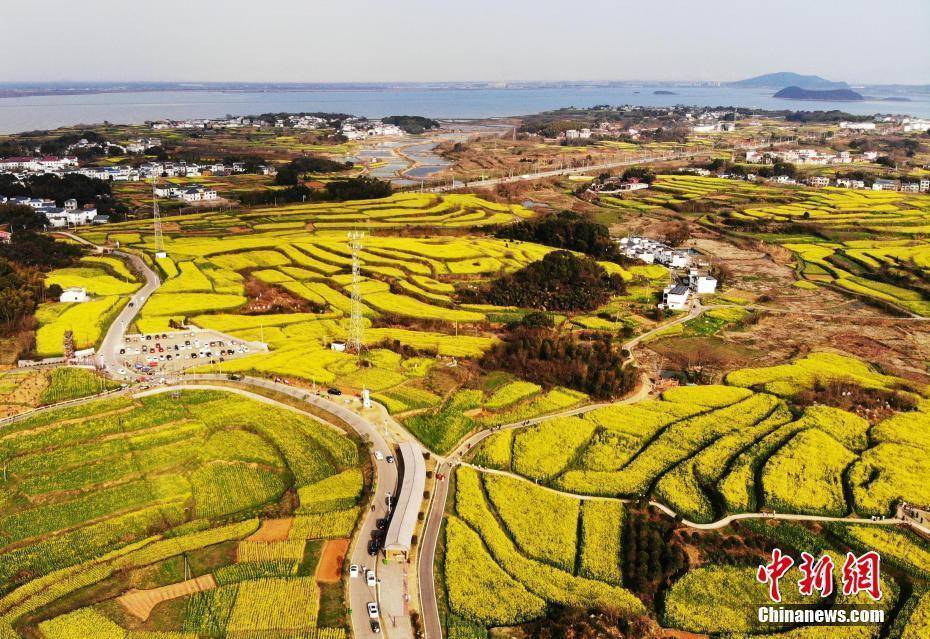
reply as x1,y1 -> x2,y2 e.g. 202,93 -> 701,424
367,602 -> 379,619
366,570 -> 377,587
349,564 -> 359,578
374,451 -> 384,461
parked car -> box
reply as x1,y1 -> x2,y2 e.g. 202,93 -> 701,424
327,387 -> 342,396
366,570 -> 377,587
376,518 -> 388,530
386,455 -> 395,464
367,540 -> 379,556
349,564 -> 359,578
367,602 -> 379,619
370,620 -> 381,633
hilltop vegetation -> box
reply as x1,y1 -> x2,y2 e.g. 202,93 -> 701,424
460,251 -> 626,311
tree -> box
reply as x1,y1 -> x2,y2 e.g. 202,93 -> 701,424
622,166 -> 656,184
494,211 -> 625,261
0,204 -> 47,231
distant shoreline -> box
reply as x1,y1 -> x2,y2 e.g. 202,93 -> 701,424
2,80 -> 928,101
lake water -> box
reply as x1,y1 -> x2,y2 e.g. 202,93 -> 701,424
0,86 -> 927,134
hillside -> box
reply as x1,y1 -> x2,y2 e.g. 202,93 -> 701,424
729,72 -> 849,90
773,85 -> 864,101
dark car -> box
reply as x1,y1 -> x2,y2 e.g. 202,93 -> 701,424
370,529 -> 385,541
327,387 -> 342,396
370,620 -> 381,634
376,518 -> 388,530
367,540 -> 379,556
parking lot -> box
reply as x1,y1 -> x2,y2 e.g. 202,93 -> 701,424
110,328 -> 267,381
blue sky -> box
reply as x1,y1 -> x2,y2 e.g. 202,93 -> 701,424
4,0 -> 928,84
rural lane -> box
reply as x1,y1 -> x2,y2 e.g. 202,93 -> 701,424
424,139 -> 792,193
56,232 -> 160,379
61,231 -> 417,639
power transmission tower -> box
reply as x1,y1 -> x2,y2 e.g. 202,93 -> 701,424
347,230 -> 366,354
152,177 -> 165,254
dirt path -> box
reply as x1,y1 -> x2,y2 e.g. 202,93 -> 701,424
247,517 -> 293,542
118,574 -> 216,620
316,538 -> 350,583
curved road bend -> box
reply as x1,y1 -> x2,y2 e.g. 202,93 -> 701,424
57,232 -> 160,378
142,376 -> 410,639
61,229 -> 415,637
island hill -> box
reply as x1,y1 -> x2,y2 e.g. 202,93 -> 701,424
773,85 -> 864,101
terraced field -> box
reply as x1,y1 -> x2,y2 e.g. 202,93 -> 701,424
75,194 -> 654,410
607,174 -> 930,316
470,352 -> 930,522
35,254 -> 142,357
442,466 -> 642,633
0,388 -> 362,638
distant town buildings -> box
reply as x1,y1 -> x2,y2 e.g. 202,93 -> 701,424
745,148 -> 861,166
618,236 -> 691,268
0,195 -> 97,227
339,120 -> 405,140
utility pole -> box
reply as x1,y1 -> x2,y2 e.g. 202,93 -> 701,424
347,230 -> 366,354
152,177 -> 164,254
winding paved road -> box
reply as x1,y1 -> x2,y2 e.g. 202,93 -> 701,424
61,230 -> 415,639
57,232 -> 160,379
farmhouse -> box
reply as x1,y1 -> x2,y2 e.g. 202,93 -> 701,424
662,284 -> 691,311
384,441 -> 426,559
178,187 -> 219,202
591,177 -> 650,194
688,269 -> 718,294
836,178 -> 865,189
806,176 -> 830,187
60,287 -> 88,303
873,179 -> 900,191
619,236 -> 691,269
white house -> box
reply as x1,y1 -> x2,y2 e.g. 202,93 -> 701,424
873,179 -> 899,191
836,178 -> 865,189
663,284 -> 691,310
806,176 -> 830,187
839,121 -> 876,131
60,287 -> 88,303
178,187 -> 218,202
689,270 -> 718,294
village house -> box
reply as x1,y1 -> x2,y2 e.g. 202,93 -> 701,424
873,178 -> 900,191
59,287 -> 88,303
806,176 -> 831,187
662,284 -> 691,311
836,178 -> 865,189
178,187 -> 218,202
688,269 -> 718,294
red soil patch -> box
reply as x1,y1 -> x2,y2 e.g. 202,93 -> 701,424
316,538 -> 350,583
247,517 -> 293,542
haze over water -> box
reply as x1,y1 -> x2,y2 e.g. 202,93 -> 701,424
1,86 -> 928,134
